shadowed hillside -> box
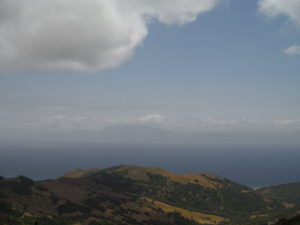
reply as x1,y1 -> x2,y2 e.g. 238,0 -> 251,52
259,182 -> 300,211
0,166 -> 299,225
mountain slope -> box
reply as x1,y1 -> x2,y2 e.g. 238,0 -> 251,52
0,166 -> 295,225
258,182 -> 300,211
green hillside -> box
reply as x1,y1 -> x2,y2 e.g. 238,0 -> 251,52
259,182 -> 300,211
0,166 -> 298,225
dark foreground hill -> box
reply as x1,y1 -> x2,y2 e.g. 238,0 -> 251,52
258,182 -> 300,211
0,165 -> 299,225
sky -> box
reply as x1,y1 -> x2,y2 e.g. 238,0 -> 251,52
0,0 -> 300,183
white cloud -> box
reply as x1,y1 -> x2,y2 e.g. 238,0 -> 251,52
0,0 -> 221,72
138,114 -> 165,125
258,0 -> 300,57
1,103 -> 300,137
284,44 -> 300,56
32,112 -> 167,131
258,0 -> 300,24
117,114 -> 166,128
35,115 -> 94,130
177,115 -> 262,131
273,119 -> 300,125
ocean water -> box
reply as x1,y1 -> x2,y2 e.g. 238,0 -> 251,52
1,142 -> 300,187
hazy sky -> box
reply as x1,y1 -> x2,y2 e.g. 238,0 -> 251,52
0,0 -> 300,146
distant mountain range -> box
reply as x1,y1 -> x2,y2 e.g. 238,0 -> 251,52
1,165 -> 299,225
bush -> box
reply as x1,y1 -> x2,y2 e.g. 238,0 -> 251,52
57,200 -> 90,215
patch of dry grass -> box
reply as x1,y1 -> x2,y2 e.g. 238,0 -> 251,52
142,197 -> 228,224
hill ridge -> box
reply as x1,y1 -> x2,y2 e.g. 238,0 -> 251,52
1,165 -> 299,225
62,165 -> 227,190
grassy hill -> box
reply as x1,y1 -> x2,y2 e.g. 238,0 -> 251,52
258,182 -> 300,212
0,166 -> 298,225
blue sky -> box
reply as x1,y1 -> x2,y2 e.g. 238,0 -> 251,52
0,0 -> 299,146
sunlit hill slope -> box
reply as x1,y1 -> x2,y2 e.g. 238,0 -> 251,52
0,165 -> 299,225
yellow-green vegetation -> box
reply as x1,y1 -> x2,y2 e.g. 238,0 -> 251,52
62,169 -> 100,178
105,165 -> 226,189
142,197 -> 228,224
282,202 -> 295,209
250,214 -> 269,219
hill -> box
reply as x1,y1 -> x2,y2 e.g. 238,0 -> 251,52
258,182 -> 300,212
0,166 -> 297,225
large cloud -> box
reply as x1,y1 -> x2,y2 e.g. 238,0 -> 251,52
258,0 -> 300,24
0,0 -> 220,72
